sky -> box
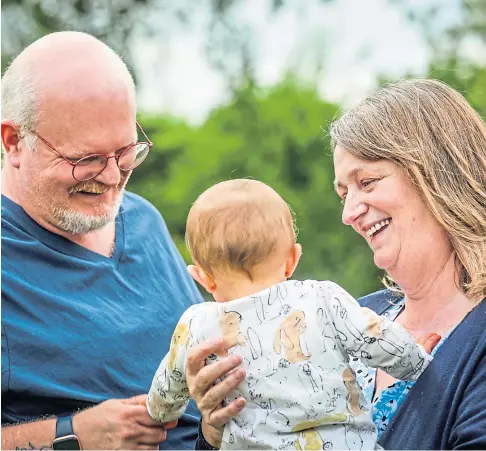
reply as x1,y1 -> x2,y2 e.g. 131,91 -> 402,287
133,0 -> 461,124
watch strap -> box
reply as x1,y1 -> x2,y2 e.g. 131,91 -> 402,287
53,415 -> 81,450
56,416 -> 75,438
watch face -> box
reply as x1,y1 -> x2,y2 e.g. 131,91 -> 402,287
52,435 -> 80,450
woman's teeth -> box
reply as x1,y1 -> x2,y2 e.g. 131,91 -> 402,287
366,219 -> 391,237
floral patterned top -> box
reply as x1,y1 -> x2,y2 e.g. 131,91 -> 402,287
351,298 -> 449,438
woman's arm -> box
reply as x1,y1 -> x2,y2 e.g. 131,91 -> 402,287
450,352 -> 486,449
185,339 -> 247,449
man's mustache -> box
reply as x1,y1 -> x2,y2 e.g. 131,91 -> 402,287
68,181 -> 108,194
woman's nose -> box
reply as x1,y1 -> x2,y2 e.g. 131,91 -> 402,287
342,194 -> 368,225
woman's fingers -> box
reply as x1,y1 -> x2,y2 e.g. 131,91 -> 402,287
186,339 -> 226,388
187,346 -> 244,401
207,396 -> 247,427
199,367 -> 246,413
185,340 -> 247,434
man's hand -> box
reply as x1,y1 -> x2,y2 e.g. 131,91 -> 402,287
417,333 -> 442,354
186,339 -> 247,448
74,395 -> 169,450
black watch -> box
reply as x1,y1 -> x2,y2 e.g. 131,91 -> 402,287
52,415 -> 81,450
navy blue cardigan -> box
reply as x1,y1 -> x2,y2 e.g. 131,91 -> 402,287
196,290 -> 486,450
360,290 -> 486,450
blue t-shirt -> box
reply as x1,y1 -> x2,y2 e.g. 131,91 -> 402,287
1,193 -> 203,449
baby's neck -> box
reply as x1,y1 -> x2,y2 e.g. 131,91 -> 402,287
214,273 -> 286,302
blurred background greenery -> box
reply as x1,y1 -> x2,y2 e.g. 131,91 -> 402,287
2,0 -> 485,298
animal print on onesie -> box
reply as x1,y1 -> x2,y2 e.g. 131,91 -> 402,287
148,280 -> 432,450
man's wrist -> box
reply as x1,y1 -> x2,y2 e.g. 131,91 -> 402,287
53,416 -> 81,450
70,413 -> 85,450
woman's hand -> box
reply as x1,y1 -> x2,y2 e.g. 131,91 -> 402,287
186,339 -> 247,448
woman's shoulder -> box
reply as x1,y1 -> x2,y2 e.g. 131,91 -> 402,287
379,299 -> 486,449
358,289 -> 402,314
441,298 -> 486,355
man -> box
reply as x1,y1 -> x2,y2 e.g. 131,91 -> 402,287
1,31 -> 202,450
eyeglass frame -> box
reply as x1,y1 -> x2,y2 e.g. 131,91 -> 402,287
22,121 -> 153,181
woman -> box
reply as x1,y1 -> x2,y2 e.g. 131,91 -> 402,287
186,79 -> 486,450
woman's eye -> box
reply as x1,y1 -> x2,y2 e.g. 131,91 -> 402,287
340,194 -> 347,205
361,178 -> 377,188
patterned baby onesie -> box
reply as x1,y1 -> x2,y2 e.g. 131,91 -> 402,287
147,280 -> 432,450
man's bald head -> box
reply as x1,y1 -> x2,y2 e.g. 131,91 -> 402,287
2,31 -> 135,137
1,32 -> 140,238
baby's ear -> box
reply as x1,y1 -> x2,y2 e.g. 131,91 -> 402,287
187,264 -> 217,294
285,243 -> 302,278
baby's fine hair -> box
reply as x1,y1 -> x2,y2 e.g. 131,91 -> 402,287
186,179 -> 297,280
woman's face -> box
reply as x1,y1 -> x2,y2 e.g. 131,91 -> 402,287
333,145 -> 450,273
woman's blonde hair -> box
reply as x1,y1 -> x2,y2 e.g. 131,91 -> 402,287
330,78 -> 486,302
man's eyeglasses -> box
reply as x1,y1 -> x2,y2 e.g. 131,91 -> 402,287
23,122 -> 153,181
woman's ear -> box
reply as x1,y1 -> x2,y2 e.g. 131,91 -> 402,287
284,243 -> 302,278
187,264 -> 217,294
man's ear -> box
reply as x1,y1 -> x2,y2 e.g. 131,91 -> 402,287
1,121 -> 23,168
284,243 -> 302,279
187,264 -> 217,294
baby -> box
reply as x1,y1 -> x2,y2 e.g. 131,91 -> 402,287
147,179 -> 437,450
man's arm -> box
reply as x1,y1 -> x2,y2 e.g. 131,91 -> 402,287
2,396 -> 168,451
2,418 -> 56,450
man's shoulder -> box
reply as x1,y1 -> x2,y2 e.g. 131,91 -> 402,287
122,191 -> 161,217
121,191 -> 171,232
1,195 -> 37,242
2,195 -> 24,228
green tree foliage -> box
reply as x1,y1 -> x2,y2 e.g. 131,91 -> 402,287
5,1 -> 484,300
393,0 -> 486,117
425,0 -> 486,118
1,0 -> 333,81
130,78 -> 382,298
428,58 -> 486,119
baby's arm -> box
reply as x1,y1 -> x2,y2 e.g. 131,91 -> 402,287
147,316 -> 193,422
321,281 -> 434,380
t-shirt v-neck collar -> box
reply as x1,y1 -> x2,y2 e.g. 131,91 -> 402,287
2,194 -> 125,264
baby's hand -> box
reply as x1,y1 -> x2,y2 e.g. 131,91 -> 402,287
417,333 -> 441,354
138,394 -> 179,429
138,394 -> 149,407
163,420 -> 178,430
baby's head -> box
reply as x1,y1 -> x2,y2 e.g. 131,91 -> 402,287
186,179 -> 302,301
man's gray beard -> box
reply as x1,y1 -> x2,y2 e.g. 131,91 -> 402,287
52,190 -> 125,235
